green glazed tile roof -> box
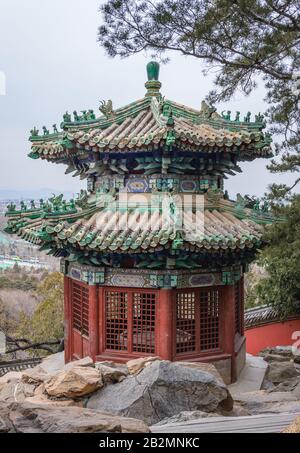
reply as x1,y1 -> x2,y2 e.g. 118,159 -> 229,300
29,96 -> 272,162
5,195 -> 265,255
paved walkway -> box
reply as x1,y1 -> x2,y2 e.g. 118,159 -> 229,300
228,353 -> 268,396
151,412 -> 298,433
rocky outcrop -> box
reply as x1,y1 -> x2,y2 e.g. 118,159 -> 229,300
95,362 -> 128,383
266,362 -> 299,384
87,360 -> 232,425
2,402 -> 149,433
234,390 -> 300,415
0,354 -> 235,430
154,410 -> 221,426
126,356 -> 160,375
44,366 -> 103,398
0,381 -> 35,404
21,366 -> 51,385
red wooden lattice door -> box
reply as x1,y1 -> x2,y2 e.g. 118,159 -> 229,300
104,289 -> 157,355
175,288 -> 221,356
71,280 -> 90,359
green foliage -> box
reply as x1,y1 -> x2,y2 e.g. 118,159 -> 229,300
17,272 -> 64,344
98,0 -> 300,200
254,195 -> 300,317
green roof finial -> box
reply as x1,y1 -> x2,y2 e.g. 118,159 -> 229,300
145,61 -> 161,97
147,61 -> 160,81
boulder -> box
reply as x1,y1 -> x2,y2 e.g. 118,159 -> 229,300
64,356 -> 94,371
38,352 -> 65,375
0,371 -> 22,392
95,362 -> 128,383
154,410 -> 221,426
24,394 -> 84,408
283,415 -> 300,433
234,390 -> 300,415
0,381 -> 35,404
87,360 -> 232,425
260,346 -> 297,360
266,362 -> 299,384
270,377 -> 300,392
262,354 -> 292,363
45,366 -> 103,398
126,356 -> 159,375
0,403 -> 12,433
8,402 -> 149,433
22,366 -> 51,385
176,361 -> 225,383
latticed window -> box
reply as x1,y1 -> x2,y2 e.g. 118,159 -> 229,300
132,293 -> 156,354
72,281 -> 89,337
105,290 -> 157,353
235,280 -> 244,335
176,289 -> 220,354
200,289 -> 220,351
105,291 -> 128,350
176,292 -> 196,353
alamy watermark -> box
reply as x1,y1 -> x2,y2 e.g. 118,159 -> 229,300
95,192 -> 205,240
0,71 -> 6,96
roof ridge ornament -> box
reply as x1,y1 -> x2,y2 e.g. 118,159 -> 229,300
145,61 -> 161,98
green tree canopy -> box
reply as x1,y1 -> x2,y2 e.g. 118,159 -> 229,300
98,0 -> 300,200
255,194 -> 300,316
17,272 -> 64,344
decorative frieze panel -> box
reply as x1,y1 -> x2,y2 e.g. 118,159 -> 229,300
63,260 -> 242,289
66,263 -> 105,285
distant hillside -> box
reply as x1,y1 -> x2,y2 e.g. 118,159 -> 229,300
0,188 -> 74,200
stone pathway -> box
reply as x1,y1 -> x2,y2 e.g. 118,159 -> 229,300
151,412 -> 299,433
229,353 -> 268,396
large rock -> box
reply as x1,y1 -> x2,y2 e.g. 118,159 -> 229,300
263,354 -> 293,363
64,356 -> 94,371
0,403 -> 12,433
266,362 -> 299,384
87,360 -> 232,425
0,372 -> 23,392
270,377 -> 300,392
45,366 -> 103,398
126,356 -> 159,375
8,402 -> 149,433
234,390 -> 300,415
38,352 -> 65,375
95,362 -> 128,383
22,366 -> 51,385
176,362 -> 224,383
0,381 -> 35,404
154,410 -> 221,426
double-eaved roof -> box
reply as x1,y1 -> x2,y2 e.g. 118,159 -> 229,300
5,191 -> 274,262
28,67 -> 272,164
5,62 -> 277,266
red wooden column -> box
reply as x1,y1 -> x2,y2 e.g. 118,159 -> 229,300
64,276 -> 72,363
98,287 -> 105,355
156,289 -> 174,360
88,285 -> 99,361
222,284 -> 237,382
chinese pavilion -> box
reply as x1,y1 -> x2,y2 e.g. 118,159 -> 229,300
5,62 -> 274,383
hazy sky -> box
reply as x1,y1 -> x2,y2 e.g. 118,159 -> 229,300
0,0 -> 294,197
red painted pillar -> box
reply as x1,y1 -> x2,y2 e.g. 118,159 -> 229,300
64,276 -> 72,363
89,285 -> 99,361
98,287 -> 105,354
156,289 -> 174,360
222,285 -> 236,382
